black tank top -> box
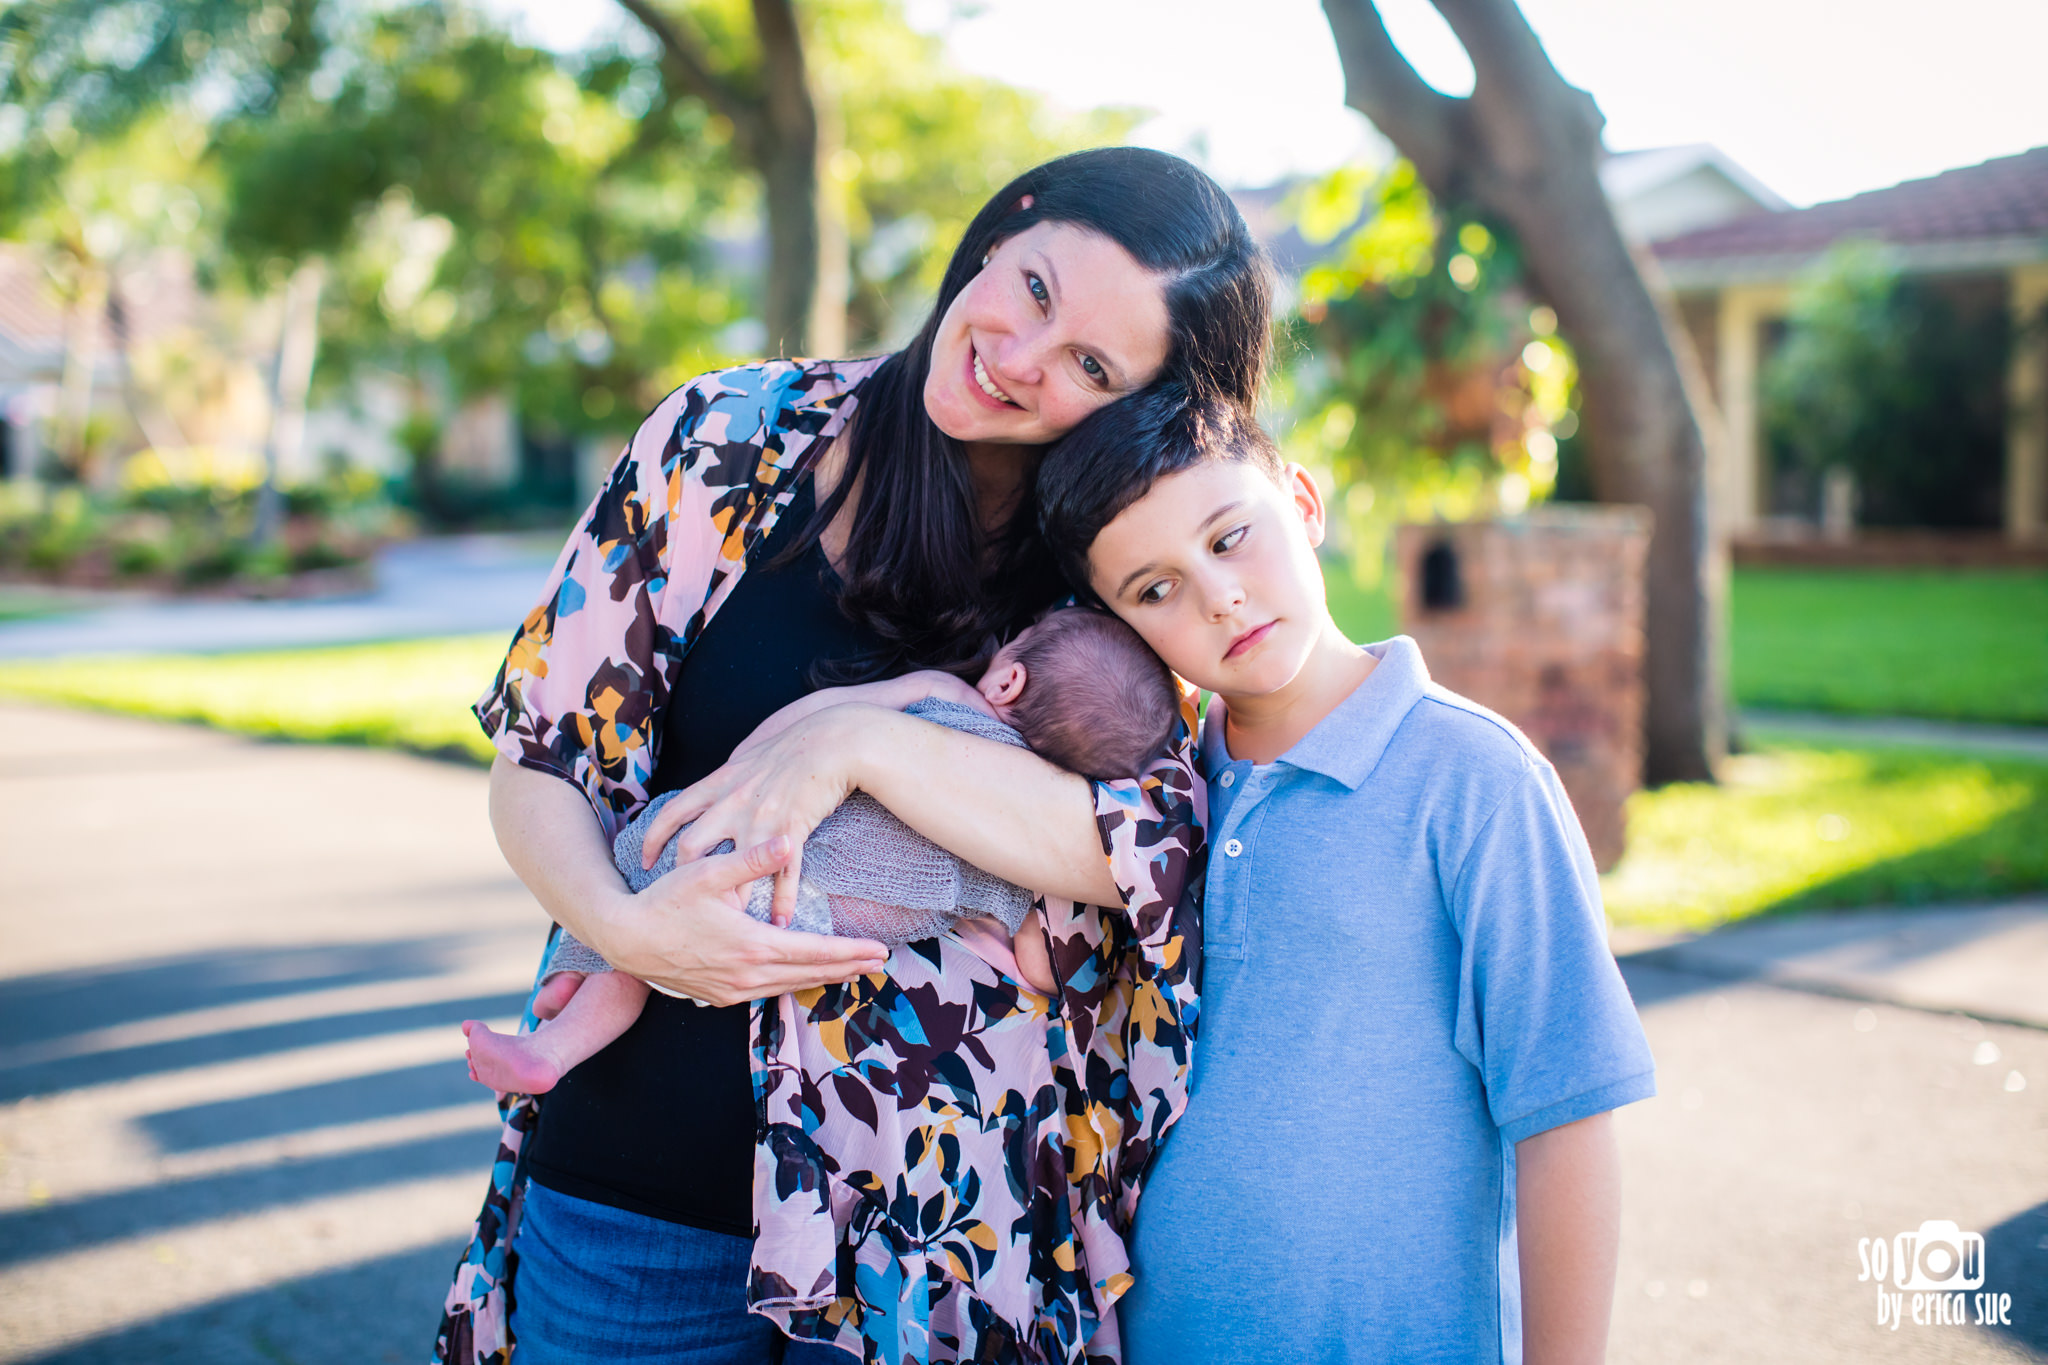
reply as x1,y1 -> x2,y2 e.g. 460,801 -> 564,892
524,475 -> 885,1233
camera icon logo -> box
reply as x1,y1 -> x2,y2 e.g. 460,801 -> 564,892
1893,1220 -> 1985,1292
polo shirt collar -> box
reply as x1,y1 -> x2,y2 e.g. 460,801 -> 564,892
1200,635 -> 1431,791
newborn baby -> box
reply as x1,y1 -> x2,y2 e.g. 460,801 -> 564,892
463,608 -> 1178,1096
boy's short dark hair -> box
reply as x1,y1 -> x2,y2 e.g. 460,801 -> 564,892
1037,384 -> 1284,600
1007,608 -> 1179,780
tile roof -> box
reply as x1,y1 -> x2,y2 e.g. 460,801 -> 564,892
1651,145 -> 2048,261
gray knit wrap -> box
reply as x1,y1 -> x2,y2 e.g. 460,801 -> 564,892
546,698 -> 1035,979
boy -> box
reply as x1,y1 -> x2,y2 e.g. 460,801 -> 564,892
463,606 -> 1181,1096
1037,390 -> 1657,1364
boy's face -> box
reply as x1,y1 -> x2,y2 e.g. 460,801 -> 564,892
1085,457 -> 1329,699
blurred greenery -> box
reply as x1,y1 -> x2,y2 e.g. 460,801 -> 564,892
1604,739 -> 2048,931
1321,549 -> 1398,645
0,633 -> 508,761
0,461 -> 396,585
1280,161 -> 1577,589
1,0 -> 1129,521
1761,242 -> 2009,528
1732,570 -> 2048,726
0,593 -> 65,622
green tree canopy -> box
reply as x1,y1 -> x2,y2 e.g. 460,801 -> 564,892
1283,160 -> 1575,580
3,0 -> 1131,468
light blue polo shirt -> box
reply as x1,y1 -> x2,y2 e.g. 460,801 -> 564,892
1120,637 -> 1656,1365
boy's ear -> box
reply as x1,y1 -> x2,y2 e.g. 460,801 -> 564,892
1284,462 -> 1328,550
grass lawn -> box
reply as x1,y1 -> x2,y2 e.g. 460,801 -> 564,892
1730,569 -> 2048,726
1320,553 -> 1399,646
1605,734 -> 2048,931
0,634 -> 509,763
1326,561 -> 2047,727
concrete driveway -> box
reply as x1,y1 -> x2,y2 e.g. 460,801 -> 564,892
0,702 -> 2042,1363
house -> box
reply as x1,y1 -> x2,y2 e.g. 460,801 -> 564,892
1650,146 -> 2048,545
1230,142 -> 1786,279
1601,143 -> 1790,244
0,246 -> 211,480
0,243 -> 464,489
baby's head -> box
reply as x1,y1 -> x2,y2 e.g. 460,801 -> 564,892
1036,384 -> 1333,700
975,608 -> 1179,780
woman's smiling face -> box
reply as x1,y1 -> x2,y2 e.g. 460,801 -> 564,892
923,220 -> 1173,448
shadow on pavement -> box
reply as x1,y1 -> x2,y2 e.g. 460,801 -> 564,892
0,937 -> 534,1102
1615,898 -> 2048,1027
138,1059 -> 486,1153
0,938 -> 480,1046
0,991 -> 529,1103
0,1127 -> 497,1269
12,1241 -> 462,1365
1985,1199 -> 2048,1353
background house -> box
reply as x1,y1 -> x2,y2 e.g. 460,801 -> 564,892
1602,143 -> 1790,243
1650,145 -> 2048,546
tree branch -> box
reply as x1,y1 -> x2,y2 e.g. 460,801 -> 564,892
1319,0 -> 1463,195
613,0 -> 757,139
1430,0 -> 1604,169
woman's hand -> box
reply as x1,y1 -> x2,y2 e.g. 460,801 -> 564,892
608,834 -> 889,1006
636,704 -> 883,924
487,755 -> 886,1006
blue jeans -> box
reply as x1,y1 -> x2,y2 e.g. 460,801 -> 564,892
511,1180 -> 846,1363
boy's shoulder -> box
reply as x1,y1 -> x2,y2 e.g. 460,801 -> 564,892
1398,679 -> 1549,786
1212,637 -> 1554,814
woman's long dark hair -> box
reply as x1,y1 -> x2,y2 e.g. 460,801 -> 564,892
789,146 -> 1272,681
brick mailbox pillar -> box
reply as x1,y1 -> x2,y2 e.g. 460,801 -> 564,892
1394,506 -> 1652,871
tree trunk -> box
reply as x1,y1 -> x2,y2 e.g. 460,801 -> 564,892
254,258 -> 325,547
1322,0 -> 1724,782
55,260 -> 103,483
808,86 -> 850,358
761,141 -> 821,357
1473,163 -> 1725,783
615,0 -> 823,356
106,265 -> 189,456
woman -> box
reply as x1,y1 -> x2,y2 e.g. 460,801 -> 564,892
435,147 -> 1270,1365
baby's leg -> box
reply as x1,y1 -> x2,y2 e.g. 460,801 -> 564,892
947,913 -> 1058,995
462,972 -> 652,1095
1009,908 -> 1057,995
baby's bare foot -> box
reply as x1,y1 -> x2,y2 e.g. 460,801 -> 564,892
462,1019 -> 566,1095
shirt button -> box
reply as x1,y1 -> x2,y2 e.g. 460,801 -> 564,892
1224,838 -> 1244,857
1219,771 -> 1235,788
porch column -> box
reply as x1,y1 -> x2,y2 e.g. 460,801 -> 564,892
1713,284 -> 1788,534
2008,264 -> 2048,543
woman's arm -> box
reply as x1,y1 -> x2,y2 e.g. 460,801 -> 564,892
489,756 -> 889,1006
652,704 -> 1123,913
721,670 -> 993,770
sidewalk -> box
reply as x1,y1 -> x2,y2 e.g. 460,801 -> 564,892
1,701 -> 2042,1363
1612,899 -> 2048,1030
1743,708 -> 2048,763
0,535 -> 560,661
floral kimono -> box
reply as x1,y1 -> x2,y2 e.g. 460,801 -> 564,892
435,358 -> 1204,1365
